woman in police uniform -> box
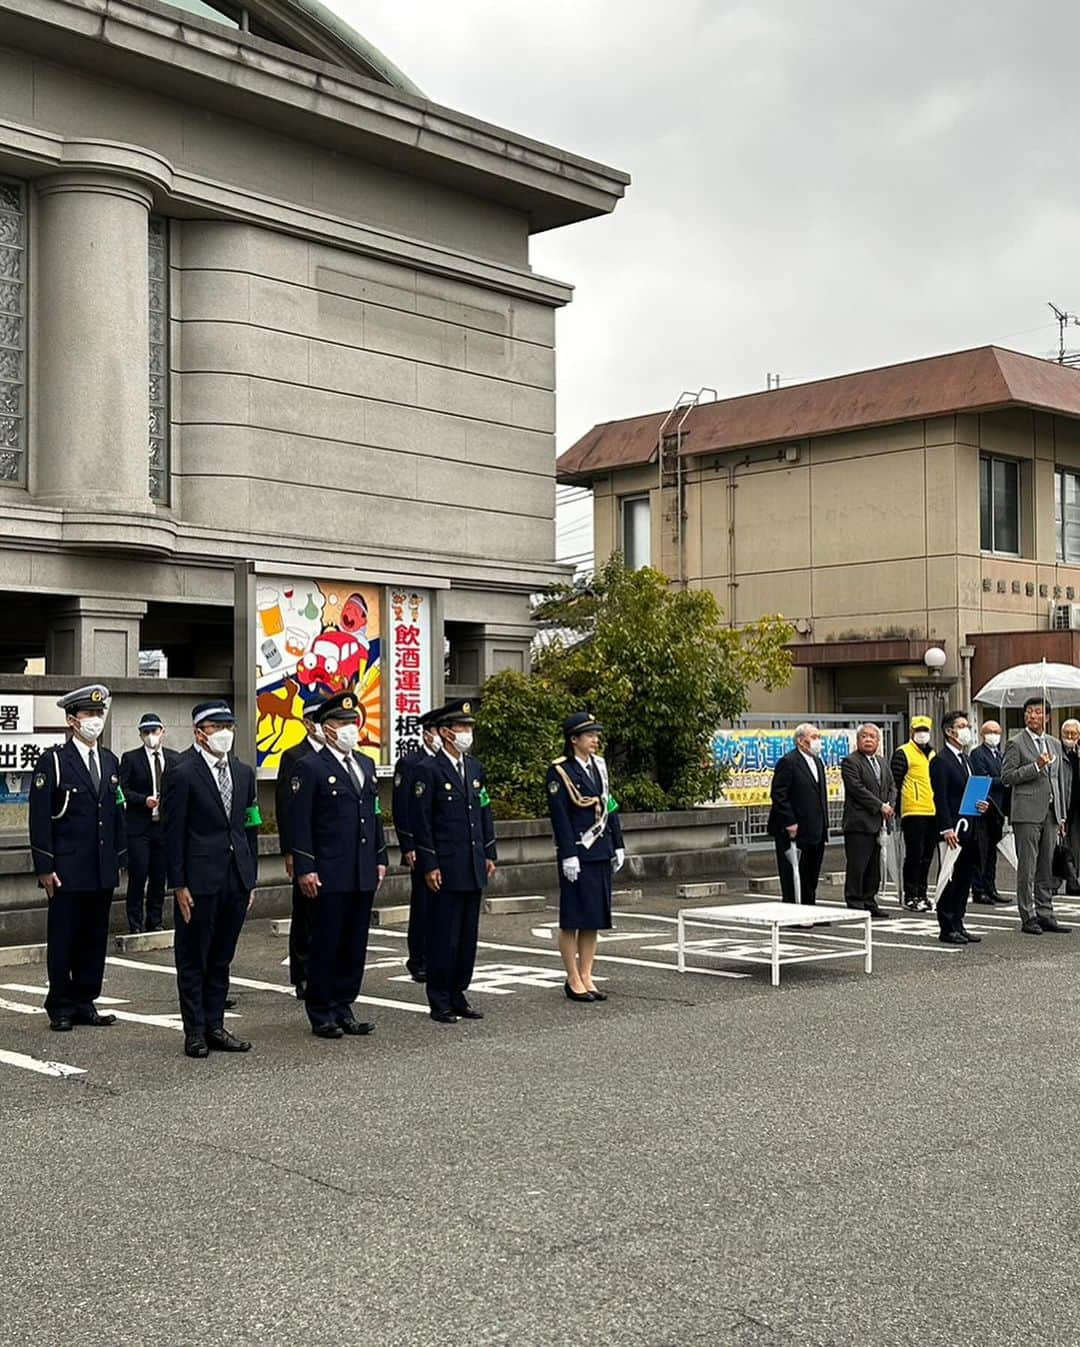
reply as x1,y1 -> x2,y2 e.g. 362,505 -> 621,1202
546,712 -> 625,1002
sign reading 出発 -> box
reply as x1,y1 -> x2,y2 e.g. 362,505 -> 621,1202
712,728 -> 857,805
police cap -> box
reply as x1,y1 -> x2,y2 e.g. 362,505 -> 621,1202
192,700 -> 236,726
563,711 -> 603,739
57,684 -> 111,715
309,690 -> 363,724
137,712 -> 164,732
432,698 -> 478,727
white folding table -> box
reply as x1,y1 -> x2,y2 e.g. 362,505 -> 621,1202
675,901 -> 872,987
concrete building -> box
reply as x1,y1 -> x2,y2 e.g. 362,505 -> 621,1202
557,346 -> 1080,724
0,0 -> 628,825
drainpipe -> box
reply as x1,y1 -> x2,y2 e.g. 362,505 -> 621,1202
726,457 -> 749,628
960,644 -> 975,724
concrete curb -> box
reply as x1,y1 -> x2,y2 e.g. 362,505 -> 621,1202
114,931 -> 173,954
0,942 -> 47,967
482,896 -> 546,915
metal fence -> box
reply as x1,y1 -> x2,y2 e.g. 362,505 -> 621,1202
725,713 -> 906,850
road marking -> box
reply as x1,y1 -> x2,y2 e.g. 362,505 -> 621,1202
1,984 -> 130,1004
0,1047 -> 85,1078
0,997 -> 45,1016
105,956 -> 429,1014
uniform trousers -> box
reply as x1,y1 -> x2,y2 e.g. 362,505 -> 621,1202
125,824 -> 166,933
901,815 -> 938,900
305,888 -> 375,1029
45,889 -> 113,1021
842,830 -> 882,906
174,869 -> 249,1036
288,879 -> 310,990
426,888 -> 482,1016
936,823 -> 980,935
406,865 -> 429,975
773,837 -> 824,904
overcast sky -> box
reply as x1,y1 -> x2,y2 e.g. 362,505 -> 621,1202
336,0 -> 1080,563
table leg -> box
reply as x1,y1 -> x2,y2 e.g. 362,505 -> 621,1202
771,921 -> 780,987
677,910 -> 685,973
864,913 -> 873,974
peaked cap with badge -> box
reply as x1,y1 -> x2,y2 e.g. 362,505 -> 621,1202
57,684 -> 111,715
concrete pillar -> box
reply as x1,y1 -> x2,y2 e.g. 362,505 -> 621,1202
448,624 -> 533,688
46,597 -> 148,677
32,172 -> 153,512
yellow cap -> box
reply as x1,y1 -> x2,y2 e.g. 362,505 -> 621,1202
911,715 -> 933,731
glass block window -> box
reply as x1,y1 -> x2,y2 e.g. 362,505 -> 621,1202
148,217 -> 169,503
0,179 -> 26,485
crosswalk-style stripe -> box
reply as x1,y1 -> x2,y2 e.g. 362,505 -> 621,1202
0,1047 -> 85,1078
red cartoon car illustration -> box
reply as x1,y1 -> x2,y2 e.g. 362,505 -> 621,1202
296,631 -> 368,693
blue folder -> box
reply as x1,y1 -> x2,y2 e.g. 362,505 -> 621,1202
959,775 -> 992,816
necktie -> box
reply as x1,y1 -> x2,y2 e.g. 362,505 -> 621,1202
152,751 -> 162,816
346,754 -> 363,791
88,748 -> 101,794
589,760 -> 601,793
216,757 -> 232,815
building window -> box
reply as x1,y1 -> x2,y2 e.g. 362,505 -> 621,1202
979,454 -> 1019,554
0,179 -> 26,485
148,217 -> 169,504
621,494 -> 651,570
1056,469 -> 1080,564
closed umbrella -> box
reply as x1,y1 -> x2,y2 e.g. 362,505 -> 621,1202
934,819 -> 969,904
785,838 -> 802,905
879,827 -> 898,890
997,825 -> 1018,872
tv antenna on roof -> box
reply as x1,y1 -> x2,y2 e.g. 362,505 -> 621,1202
1048,301 -> 1080,364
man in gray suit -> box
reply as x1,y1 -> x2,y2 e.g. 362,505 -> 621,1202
1001,696 -> 1072,935
840,724 -> 896,918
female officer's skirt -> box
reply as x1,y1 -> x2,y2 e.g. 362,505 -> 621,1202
559,858 -> 613,931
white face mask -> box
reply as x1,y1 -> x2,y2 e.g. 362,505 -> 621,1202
913,731 -> 931,746
451,730 -> 474,753
143,732 -> 163,750
332,723 -> 360,753
204,728 -> 234,756
806,738 -> 823,757
76,716 -> 105,742
983,733 -> 1001,748
953,726 -> 973,748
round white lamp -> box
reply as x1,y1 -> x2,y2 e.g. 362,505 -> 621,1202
923,646 -> 947,674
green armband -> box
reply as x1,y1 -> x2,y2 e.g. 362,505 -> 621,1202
244,804 -> 263,827
375,797 -> 382,815
479,787 -> 491,807
607,795 -> 619,813
116,786 -> 126,806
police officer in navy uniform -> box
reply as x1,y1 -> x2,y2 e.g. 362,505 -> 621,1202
546,712 -> 625,1003
29,684 -> 126,1032
162,700 -> 260,1059
119,712 -> 180,934
411,699 -> 497,1024
274,694 -> 325,1000
290,691 -> 388,1039
391,709 -> 441,982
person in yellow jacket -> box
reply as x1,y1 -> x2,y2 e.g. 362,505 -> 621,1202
890,715 -> 937,911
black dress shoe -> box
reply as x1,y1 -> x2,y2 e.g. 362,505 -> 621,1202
959,929 -> 982,943
564,981 -> 594,1002
454,1006 -> 485,1020
939,931 -> 968,945
1021,920 -> 1044,934
73,1009 -> 117,1026
312,1023 -> 343,1039
583,988 -> 608,1000
147,924 -> 163,932
338,1019 -> 376,1035
1040,919 -> 1072,933
206,1027 -> 251,1052
430,1011 -> 459,1024
223,998 -> 237,1010
49,1017 -> 74,1032
184,1034 -> 209,1058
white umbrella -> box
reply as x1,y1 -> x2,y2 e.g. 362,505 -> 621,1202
974,660 -> 1080,709
933,820 -> 969,903
997,825 -> 1018,872
879,828 -> 898,890
785,838 -> 802,905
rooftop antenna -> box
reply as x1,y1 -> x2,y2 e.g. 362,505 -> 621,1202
1048,301 -> 1080,363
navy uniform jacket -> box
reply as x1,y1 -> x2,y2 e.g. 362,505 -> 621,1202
119,746 -> 181,838
290,748 -> 387,892
274,738 -> 319,857
392,749 -> 425,862
968,742 -> 1010,817
411,750 -> 497,891
546,755 -> 624,864
29,741 -> 127,890
930,746 -> 974,834
161,747 -> 259,894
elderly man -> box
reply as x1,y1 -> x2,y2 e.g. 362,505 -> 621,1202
969,719 -> 1011,905
1002,697 -> 1071,935
840,724 -> 895,918
766,723 -> 829,905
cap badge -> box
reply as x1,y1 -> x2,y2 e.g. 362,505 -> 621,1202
462,702 -> 471,714
91,689 -> 103,702
343,696 -> 355,710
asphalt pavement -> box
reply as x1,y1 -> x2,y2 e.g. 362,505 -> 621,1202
2,877 -> 1080,1347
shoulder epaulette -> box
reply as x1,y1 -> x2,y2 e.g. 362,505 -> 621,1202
553,756 -> 566,765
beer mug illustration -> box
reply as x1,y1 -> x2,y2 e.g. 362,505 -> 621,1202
257,587 -> 285,638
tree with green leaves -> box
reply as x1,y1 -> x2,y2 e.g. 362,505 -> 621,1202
475,554 -> 794,816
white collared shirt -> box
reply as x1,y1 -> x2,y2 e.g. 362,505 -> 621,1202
306,736 -> 323,754
798,748 -> 819,783
196,744 -> 232,798
441,745 -> 466,780
1027,726 -> 1047,751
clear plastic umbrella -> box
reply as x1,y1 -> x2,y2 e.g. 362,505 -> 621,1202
934,819 -> 969,903
974,660 -> 1080,709
879,827 -> 898,890
785,838 -> 802,905
997,825 -> 1018,872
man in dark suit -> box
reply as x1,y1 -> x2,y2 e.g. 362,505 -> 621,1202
1058,719 -> 1080,895
766,723 -> 829,905
290,691 -> 387,1040
391,709 -> 441,982
162,699 -> 260,1059
29,684 -> 126,1032
969,719 -> 1011,905
274,694 -> 324,999
411,699 -> 497,1023
930,710 -> 989,945
119,711 -> 180,933
839,723 -> 896,918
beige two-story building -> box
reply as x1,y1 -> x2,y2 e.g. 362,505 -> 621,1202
558,346 -> 1080,722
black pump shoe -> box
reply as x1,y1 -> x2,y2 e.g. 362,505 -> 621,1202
564,981 -> 594,1002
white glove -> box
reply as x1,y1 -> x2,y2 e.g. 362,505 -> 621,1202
561,856 -> 581,882
613,848 -> 625,873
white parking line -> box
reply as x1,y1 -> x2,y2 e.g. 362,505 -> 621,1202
0,1047 -> 85,1078
105,956 -> 429,1014
0,998 -> 44,1016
